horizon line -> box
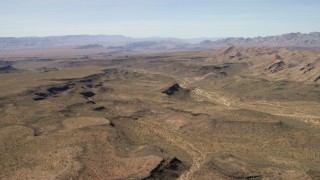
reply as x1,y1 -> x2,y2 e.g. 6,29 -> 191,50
0,31 -> 319,40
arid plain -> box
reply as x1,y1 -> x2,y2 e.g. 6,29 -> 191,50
0,45 -> 320,180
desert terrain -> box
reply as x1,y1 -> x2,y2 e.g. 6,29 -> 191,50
0,44 -> 320,180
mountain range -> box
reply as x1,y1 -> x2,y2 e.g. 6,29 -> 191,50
0,32 -> 320,50
199,32 -> 320,49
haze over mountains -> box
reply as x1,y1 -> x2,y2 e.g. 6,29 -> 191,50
200,32 -> 320,49
1,32 -> 320,50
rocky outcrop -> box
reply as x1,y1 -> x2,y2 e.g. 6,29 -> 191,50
47,85 -> 71,94
162,84 -> 191,100
144,157 -> 186,180
0,65 -> 17,73
162,84 -> 190,96
80,91 -> 95,98
266,60 -> 285,73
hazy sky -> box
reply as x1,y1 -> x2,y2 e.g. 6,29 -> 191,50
0,0 -> 319,38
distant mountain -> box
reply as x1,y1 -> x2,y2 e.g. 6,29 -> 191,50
111,40 -> 189,50
1,32 -> 320,50
75,44 -> 104,49
199,32 -> 320,49
0,35 -> 134,48
0,35 -> 190,49
184,37 -> 225,44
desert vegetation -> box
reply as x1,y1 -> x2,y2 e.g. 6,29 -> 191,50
0,44 -> 320,179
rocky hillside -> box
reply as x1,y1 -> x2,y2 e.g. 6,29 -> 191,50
209,46 -> 320,83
